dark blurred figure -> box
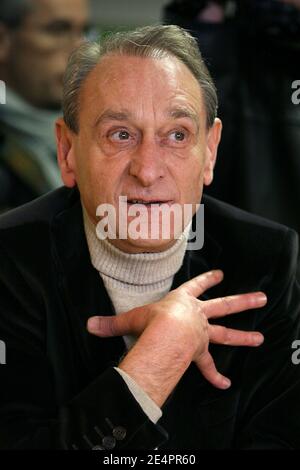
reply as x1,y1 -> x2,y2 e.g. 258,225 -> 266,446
164,0 -> 300,237
0,0 -> 90,211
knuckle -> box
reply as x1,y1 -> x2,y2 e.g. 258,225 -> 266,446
247,333 -> 256,345
99,316 -> 116,336
223,329 -> 232,345
196,280 -> 205,291
221,296 -> 231,313
201,353 -> 214,371
203,318 -> 209,333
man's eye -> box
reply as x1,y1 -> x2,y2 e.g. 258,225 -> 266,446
44,21 -> 72,36
110,130 -> 130,141
170,131 -> 186,142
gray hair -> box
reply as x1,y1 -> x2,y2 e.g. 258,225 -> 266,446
0,0 -> 32,28
63,25 -> 218,133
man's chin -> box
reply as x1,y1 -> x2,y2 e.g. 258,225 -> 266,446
109,236 -> 178,254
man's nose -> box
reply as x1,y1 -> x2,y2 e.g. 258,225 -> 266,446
129,139 -> 166,187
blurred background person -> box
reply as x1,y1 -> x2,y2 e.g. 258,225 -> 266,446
163,0 -> 300,240
0,0 -> 90,211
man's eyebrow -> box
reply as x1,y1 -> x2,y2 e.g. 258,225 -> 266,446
94,110 -> 132,127
93,107 -> 200,130
167,107 -> 200,132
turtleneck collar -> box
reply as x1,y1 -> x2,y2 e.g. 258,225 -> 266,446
83,205 -> 191,290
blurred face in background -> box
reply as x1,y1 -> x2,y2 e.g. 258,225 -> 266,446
0,0 -> 90,109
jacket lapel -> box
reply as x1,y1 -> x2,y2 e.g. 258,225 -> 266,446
51,190 -> 126,380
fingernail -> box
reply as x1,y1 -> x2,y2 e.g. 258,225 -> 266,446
87,317 -> 100,330
222,378 -> 231,389
253,333 -> 264,345
212,270 -> 223,279
257,293 -> 267,304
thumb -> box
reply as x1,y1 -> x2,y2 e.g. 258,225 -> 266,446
87,305 -> 154,338
87,315 -> 124,337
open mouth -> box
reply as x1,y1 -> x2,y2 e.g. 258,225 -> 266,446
127,200 -> 172,206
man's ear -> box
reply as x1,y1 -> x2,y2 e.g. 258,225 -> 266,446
203,118 -> 222,186
0,23 -> 11,62
55,118 -> 77,188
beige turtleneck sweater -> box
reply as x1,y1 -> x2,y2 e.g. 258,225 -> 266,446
83,207 -> 190,423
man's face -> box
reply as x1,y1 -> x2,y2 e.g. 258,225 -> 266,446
2,0 -> 89,109
58,54 -> 221,253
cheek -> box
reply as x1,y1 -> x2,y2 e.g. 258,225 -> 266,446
11,53 -> 52,87
47,52 -> 71,73
15,36 -> 67,74
179,154 -> 204,202
9,49 -> 32,77
75,164 -> 108,220
185,172 -> 203,203
75,145 -> 125,204
31,54 -> 66,79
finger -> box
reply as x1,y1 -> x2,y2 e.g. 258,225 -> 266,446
209,324 -> 264,347
87,307 -> 150,338
87,314 -> 133,338
194,350 -> 231,390
179,270 -> 224,297
203,291 -> 267,319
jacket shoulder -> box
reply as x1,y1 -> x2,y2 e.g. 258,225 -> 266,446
203,194 -> 298,247
202,194 -> 298,280
0,186 -> 77,231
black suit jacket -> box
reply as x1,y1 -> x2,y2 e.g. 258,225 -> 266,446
0,186 -> 300,449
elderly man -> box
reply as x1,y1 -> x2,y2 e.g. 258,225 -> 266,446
0,0 -> 90,211
0,25 -> 299,450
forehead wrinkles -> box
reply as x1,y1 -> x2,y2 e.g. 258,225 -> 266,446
80,55 -> 204,125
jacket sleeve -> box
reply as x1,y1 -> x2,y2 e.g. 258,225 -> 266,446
235,228 -> 300,449
0,244 -> 168,450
